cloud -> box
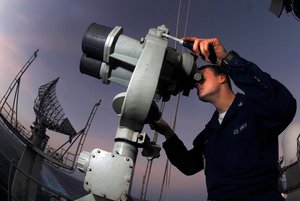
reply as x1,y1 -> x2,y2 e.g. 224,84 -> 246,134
0,33 -> 25,95
0,32 -> 19,54
0,33 -> 39,105
16,12 -> 31,26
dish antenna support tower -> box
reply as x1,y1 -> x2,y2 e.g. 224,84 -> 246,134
11,77 -> 77,201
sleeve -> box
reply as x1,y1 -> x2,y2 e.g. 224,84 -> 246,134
221,51 -> 297,134
162,134 -> 204,175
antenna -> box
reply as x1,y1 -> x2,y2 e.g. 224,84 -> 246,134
33,78 -> 102,171
33,77 -> 76,137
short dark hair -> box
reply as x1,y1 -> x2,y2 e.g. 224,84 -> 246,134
198,64 -> 232,89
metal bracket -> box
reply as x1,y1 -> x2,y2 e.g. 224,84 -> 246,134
79,149 -> 134,201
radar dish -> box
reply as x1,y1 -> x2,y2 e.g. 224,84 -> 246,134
33,77 -> 76,136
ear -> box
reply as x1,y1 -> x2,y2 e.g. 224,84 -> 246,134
218,74 -> 227,84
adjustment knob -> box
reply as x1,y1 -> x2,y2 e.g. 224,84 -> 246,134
77,151 -> 91,173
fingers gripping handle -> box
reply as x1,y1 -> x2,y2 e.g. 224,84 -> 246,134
182,40 -> 217,64
162,33 -> 217,64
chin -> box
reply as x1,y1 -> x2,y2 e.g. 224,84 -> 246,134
198,95 -> 209,102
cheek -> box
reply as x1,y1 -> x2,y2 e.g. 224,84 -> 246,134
202,81 -> 212,91
205,79 -> 218,89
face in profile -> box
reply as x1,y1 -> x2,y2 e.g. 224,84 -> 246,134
195,68 -> 224,102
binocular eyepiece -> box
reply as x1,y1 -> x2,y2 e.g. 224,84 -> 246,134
193,72 -> 203,84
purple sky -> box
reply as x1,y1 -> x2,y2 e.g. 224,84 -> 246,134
1,1 -> 300,200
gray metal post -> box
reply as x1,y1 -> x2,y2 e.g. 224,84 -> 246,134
11,124 -> 47,201
76,25 -> 169,201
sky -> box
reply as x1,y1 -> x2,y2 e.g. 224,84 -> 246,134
1,0 -> 300,201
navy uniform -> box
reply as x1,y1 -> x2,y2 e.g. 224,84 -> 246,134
163,51 -> 297,201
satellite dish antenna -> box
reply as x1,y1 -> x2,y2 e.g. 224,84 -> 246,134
269,0 -> 300,20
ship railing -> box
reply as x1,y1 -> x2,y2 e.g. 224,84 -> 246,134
0,151 -> 73,201
44,145 -> 77,169
0,101 -> 78,171
0,101 -> 32,140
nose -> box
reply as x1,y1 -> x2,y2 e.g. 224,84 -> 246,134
195,77 -> 205,87
195,82 -> 203,90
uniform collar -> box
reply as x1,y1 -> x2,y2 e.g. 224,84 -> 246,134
207,93 -> 245,129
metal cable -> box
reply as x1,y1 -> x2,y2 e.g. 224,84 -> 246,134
140,101 -> 165,201
159,0 -> 185,200
140,0 -> 191,200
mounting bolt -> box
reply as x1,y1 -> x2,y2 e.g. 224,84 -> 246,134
138,134 -> 144,141
140,37 -> 145,43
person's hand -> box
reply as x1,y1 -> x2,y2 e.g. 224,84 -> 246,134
182,37 -> 228,65
149,117 -> 175,140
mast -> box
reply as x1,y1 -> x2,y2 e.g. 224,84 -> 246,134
0,49 -> 39,127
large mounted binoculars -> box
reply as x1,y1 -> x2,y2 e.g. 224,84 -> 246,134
80,23 -> 201,102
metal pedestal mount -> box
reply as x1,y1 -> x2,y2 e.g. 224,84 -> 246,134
76,24 -> 198,201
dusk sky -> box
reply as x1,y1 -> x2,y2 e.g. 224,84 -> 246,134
1,1 -> 300,201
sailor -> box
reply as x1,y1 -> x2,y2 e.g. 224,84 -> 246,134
150,37 -> 297,201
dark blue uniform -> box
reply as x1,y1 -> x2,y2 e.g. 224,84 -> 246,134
163,51 -> 297,201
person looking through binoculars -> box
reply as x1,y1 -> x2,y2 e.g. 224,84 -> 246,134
150,37 -> 297,201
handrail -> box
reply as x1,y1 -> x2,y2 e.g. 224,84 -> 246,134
0,101 -> 77,170
0,151 -> 73,201
0,102 -> 32,140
